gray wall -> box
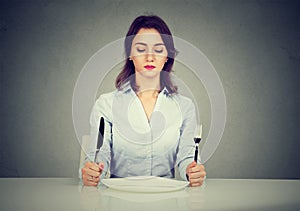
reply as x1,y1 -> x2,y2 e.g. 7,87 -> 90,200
1,0 -> 299,178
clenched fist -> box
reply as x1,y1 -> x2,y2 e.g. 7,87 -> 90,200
81,162 -> 104,186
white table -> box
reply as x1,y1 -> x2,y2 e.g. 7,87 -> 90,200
0,178 -> 299,211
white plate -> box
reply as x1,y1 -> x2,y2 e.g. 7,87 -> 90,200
101,176 -> 189,193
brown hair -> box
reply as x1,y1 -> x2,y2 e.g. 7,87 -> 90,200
115,15 -> 178,94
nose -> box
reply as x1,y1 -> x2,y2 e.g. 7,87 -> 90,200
146,52 -> 154,62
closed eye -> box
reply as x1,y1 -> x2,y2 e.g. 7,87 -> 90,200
154,45 -> 165,54
154,49 -> 163,53
137,48 -> 146,53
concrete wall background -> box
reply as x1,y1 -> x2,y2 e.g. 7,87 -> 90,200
1,0 -> 299,178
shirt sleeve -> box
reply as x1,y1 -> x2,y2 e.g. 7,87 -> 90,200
176,98 -> 199,181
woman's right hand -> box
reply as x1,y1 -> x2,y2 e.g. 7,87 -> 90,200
81,162 -> 104,186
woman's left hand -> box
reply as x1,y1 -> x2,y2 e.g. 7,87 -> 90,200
186,161 -> 206,187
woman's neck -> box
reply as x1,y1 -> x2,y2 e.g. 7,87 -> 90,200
137,89 -> 161,99
135,73 -> 161,98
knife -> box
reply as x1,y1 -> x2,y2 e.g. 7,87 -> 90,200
94,117 -> 105,163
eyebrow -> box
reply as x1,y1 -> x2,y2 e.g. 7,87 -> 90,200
134,42 -> 165,46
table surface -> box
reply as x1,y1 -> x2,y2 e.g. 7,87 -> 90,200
0,178 -> 299,211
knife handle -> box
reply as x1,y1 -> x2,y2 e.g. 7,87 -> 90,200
94,150 -> 100,163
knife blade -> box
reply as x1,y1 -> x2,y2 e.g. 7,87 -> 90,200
94,117 -> 104,162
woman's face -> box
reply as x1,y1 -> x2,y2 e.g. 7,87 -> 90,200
130,28 -> 168,77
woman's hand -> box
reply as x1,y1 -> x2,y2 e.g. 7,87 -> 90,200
81,162 -> 104,186
186,161 -> 206,187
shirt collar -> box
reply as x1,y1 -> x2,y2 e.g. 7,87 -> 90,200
120,81 -> 132,94
161,86 -> 170,96
120,82 -> 170,96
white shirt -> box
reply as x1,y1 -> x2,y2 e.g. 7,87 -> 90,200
85,83 -> 199,181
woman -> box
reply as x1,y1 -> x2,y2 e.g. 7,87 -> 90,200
81,15 -> 206,187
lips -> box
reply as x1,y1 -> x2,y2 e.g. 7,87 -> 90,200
144,65 -> 156,70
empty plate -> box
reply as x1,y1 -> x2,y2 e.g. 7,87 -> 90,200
101,176 -> 189,193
